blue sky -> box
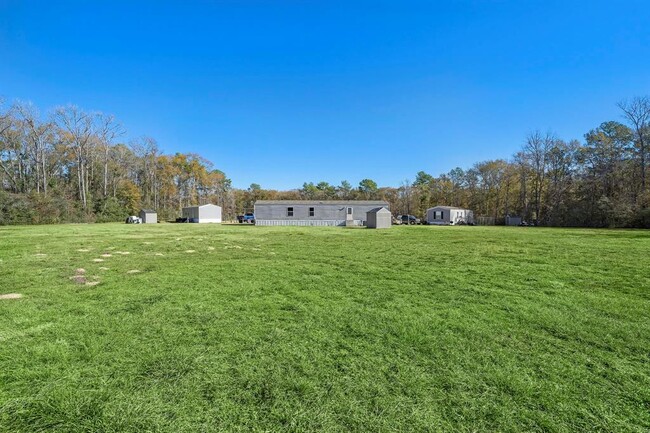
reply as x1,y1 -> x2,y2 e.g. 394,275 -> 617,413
1,1 -> 650,189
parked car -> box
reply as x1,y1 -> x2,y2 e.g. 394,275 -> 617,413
237,212 -> 255,224
396,214 -> 420,225
125,215 -> 142,224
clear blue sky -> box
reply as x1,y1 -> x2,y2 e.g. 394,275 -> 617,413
2,1 -> 649,189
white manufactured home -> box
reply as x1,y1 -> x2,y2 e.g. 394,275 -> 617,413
181,204 -> 222,223
254,200 -> 390,227
426,206 -> 474,225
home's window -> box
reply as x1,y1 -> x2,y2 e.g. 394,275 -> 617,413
309,207 -> 315,217
440,211 -> 444,219
287,207 -> 294,217
347,207 -> 353,215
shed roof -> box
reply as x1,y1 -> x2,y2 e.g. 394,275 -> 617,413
140,209 -> 156,213
367,207 -> 391,214
255,200 -> 389,205
182,203 -> 221,210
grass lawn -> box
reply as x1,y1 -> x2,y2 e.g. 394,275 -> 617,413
0,223 -> 649,432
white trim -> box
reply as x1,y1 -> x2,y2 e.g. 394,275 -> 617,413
256,219 -> 363,227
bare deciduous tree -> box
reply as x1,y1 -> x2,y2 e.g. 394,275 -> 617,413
52,105 -> 96,209
618,97 -> 650,204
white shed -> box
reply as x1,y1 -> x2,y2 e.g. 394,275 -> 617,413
181,204 -> 222,223
139,209 -> 157,224
366,207 -> 392,229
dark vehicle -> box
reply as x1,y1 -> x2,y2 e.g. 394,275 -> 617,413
396,214 -> 420,225
519,220 -> 537,226
175,217 -> 189,223
237,212 -> 255,224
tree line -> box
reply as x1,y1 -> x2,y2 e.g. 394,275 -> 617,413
0,101 -> 232,223
1,97 -> 649,227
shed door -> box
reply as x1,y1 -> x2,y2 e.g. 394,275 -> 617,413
346,207 -> 353,220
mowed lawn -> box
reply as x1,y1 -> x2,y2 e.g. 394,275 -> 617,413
0,224 -> 649,432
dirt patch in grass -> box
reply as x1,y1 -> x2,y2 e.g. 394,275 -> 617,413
224,245 -> 242,249
100,253 -> 112,258
115,251 -> 131,255
69,267 -> 89,284
77,249 -> 90,252
0,293 -> 22,300
92,258 -> 104,263
70,275 -> 87,284
126,269 -> 141,274
99,267 -> 110,271
207,246 -> 215,251
154,253 -> 164,256
34,253 -> 47,257
85,281 -> 100,287
185,250 -> 196,253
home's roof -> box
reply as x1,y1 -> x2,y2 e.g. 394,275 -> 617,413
140,209 -> 156,213
367,206 -> 391,213
255,200 -> 389,205
427,205 -> 470,210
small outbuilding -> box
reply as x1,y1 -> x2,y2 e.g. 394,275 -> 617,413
181,204 -> 222,223
366,207 -> 392,229
139,209 -> 157,224
426,206 -> 474,225
505,215 -> 522,226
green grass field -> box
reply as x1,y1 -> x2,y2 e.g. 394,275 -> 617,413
0,224 -> 649,432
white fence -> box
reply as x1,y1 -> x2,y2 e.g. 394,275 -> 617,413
475,216 -> 495,226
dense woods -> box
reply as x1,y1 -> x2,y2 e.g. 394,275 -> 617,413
1,97 -> 649,227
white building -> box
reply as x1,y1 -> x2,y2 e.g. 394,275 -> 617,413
181,204 -> 222,223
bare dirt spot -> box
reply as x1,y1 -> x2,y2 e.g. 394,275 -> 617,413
0,293 -> 22,300
224,245 -> 242,250
252,248 -> 261,251
34,253 -> 47,257
154,253 -> 164,256
92,258 -> 105,263
77,249 -> 90,252
85,281 -> 100,287
100,253 -> 112,258
126,269 -> 141,274
207,246 -> 215,251
70,275 -> 87,284
143,242 -> 153,245
185,250 -> 196,253
75,268 -> 86,274
99,267 -> 109,271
